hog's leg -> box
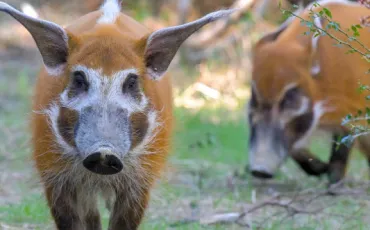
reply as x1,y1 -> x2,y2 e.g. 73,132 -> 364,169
327,133 -> 352,185
45,185 -> 84,230
290,148 -> 329,176
108,188 -> 150,230
84,207 -> 102,230
355,134 -> 370,179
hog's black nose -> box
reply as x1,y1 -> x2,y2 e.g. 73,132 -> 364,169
83,152 -> 123,175
251,169 -> 273,179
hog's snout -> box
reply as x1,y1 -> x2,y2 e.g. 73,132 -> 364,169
83,151 -> 123,175
250,166 -> 274,179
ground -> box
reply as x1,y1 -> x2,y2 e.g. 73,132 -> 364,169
1,1 -> 370,230
1,48 -> 370,230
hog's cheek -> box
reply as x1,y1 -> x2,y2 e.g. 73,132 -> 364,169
130,112 -> 149,149
57,107 -> 79,147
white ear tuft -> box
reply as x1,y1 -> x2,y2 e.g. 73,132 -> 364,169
98,0 -> 121,24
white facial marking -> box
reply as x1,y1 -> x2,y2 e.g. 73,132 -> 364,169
45,65 -> 160,157
277,83 -> 298,102
44,103 -> 76,153
97,0 -> 121,24
60,65 -> 147,114
277,83 -> 311,127
293,100 -> 331,149
295,97 -> 309,116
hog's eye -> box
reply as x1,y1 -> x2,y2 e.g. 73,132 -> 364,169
72,71 -> 89,92
123,73 -> 139,92
280,87 -> 300,110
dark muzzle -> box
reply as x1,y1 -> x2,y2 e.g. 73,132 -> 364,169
83,152 -> 123,175
251,169 -> 273,179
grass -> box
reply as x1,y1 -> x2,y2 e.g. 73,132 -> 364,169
1,70 -> 370,230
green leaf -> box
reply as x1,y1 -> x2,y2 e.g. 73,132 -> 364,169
358,84 -> 366,92
351,25 -> 361,37
314,32 -> 321,37
305,21 -> 313,28
327,21 -> 340,30
323,8 -> 332,19
366,107 -> 370,116
345,49 -> 356,54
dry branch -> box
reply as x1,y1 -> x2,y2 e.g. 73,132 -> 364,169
198,181 -> 370,227
185,0 -> 258,49
178,0 -> 275,65
200,212 -> 241,225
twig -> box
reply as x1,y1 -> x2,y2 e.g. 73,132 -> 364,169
314,10 -> 370,57
200,180 -> 370,227
200,212 -> 241,225
261,200 -> 325,215
282,5 -> 370,60
185,0 -> 258,49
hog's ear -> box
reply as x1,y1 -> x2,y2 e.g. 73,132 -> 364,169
143,9 -> 235,80
0,2 -> 70,76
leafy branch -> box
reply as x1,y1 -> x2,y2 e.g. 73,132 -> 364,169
279,1 -> 370,144
281,2 -> 370,60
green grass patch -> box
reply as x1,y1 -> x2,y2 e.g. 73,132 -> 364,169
0,195 -> 50,225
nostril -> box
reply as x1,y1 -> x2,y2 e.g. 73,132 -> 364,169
83,152 -> 101,169
83,152 -> 123,175
251,170 -> 273,179
104,154 -> 123,171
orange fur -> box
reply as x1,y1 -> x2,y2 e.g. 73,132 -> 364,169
253,1 -> 370,129
249,1 -> 370,182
